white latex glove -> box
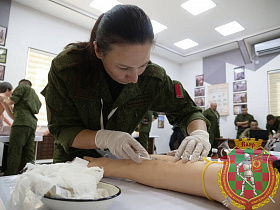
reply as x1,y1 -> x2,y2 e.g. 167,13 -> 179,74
95,130 -> 150,163
264,138 -> 277,151
174,129 -> 210,163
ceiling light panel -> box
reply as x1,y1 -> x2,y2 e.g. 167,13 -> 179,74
174,38 -> 198,50
181,0 -> 216,15
215,21 -> 245,36
89,0 -> 122,13
151,20 -> 167,35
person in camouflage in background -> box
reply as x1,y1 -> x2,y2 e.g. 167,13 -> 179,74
234,105 -> 254,139
41,5 -> 211,164
137,111 -> 158,151
0,79 -> 41,176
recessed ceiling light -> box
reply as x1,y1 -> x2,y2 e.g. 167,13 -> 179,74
151,20 -> 167,35
181,0 -> 216,16
215,21 -> 245,36
174,38 -> 198,50
89,0 -> 122,13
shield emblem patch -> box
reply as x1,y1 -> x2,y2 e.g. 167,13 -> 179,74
218,139 -> 279,209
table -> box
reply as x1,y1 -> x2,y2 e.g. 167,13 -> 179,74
0,136 -> 43,172
0,175 -> 226,210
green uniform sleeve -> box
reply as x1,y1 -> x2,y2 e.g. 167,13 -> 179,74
10,85 -> 24,104
148,70 -> 210,135
41,60 -> 85,153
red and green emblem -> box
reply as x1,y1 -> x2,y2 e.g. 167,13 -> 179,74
218,139 -> 279,209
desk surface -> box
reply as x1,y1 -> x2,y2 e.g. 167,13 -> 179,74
0,175 -> 226,210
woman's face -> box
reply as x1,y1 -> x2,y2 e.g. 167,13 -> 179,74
94,42 -> 152,84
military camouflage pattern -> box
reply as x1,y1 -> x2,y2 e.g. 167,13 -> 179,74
137,111 -> 158,150
266,116 -> 280,135
10,84 -> 42,130
4,84 -> 41,175
4,126 -> 36,175
203,108 -> 220,149
41,47 -> 210,163
234,113 -> 254,139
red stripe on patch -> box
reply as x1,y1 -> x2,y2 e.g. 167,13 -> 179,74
175,83 -> 184,98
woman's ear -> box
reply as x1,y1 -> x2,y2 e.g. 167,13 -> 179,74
93,41 -> 102,59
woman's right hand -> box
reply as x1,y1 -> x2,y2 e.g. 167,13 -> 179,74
95,130 -> 150,163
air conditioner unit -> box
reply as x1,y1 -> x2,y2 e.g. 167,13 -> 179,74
254,38 -> 280,56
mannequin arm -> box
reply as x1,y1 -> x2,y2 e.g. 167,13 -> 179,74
85,155 -> 279,210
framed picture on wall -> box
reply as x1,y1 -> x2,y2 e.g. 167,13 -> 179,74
0,65 -> 5,81
233,92 -> 247,103
158,115 -> 164,128
194,97 -> 205,106
195,74 -> 204,86
233,80 -> 247,92
234,66 -> 245,80
0,26 -> 7,46
194,87 -> 205,96
0,48 -> 7,63
233,104 -> 246,115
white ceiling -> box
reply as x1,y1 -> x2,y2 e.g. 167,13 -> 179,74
13,0 -> 280,63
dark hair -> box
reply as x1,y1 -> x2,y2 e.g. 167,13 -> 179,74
65,5 -> 154,88
267,114 -> 275,121
19,79 -> 32,87
0,82 -> 13,93
250,119 -> 258,124
241,104 -> 247,109
95,5 -> 154,55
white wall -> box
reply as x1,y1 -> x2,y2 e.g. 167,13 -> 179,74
4,2 -> 90,86
180,55 -> 280,139
150,54 -> 181,154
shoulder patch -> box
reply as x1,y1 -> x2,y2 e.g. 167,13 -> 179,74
174,80 -> 184,98
141,62 -> 166,81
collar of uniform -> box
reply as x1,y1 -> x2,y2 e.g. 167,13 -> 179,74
110,83 -> 141,109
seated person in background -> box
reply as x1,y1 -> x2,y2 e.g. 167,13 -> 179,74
234,105 -> 254,139
85,155 -> 280,210
266,114 -> 280,140
0,79 -> 42,176
169,126 -> 185,150
239,120 -> 262,139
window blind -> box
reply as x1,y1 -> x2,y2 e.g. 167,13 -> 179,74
268,69 -> 280,116
25,48 -> 56,125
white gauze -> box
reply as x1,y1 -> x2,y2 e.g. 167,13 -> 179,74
8,157 -> 106,210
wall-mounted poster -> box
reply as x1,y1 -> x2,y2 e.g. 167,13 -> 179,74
0,65 -> 5,80
0,26 -> 7,46
196,74 -> 204,86
194,87 -> 205,96
234,66 -> 245,80
194,97 -> 205,106
158,115 -> 164,128
233,92 -> 247,103
208,83 -> 229,116
233,80 -> 247,92
0,48 -> 7,63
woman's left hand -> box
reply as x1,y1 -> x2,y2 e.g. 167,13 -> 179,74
174,129 -> 210,163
